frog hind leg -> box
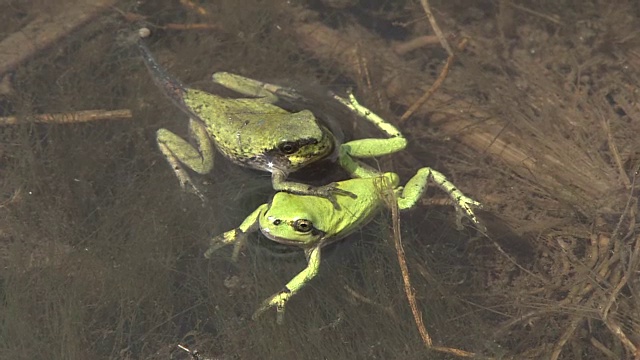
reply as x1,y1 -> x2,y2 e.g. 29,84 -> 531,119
398,167 -> 482,229
212,72 -> 285,104
156,118 -> 215,201
252,245 -> 321,324
333,93 -> 408,179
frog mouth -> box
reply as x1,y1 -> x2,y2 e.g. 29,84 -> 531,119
260,228 -> 303,245
255,155 -> 291,173
260,227 -> 325,246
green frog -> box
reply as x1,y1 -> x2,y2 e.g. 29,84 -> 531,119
139,40 -> 352,206
138,36 -> 423,208
205,96 -> 482,324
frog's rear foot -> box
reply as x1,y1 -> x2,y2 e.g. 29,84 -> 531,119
312,183 -> 358,210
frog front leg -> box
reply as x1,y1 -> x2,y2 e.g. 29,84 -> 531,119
332,93 -> 408,179
397,168 -> 483,229
252,246 -> 321,324
204,204 -> 267,261
157,118 -> 215,202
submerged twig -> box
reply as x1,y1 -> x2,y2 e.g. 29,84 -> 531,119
344,285 -> 398,320
113,8 -> 220,32
0,0 -> 119,76
393,35 -> 440,55
507,2 -> 563,25
419,0 -> 453,56
0,109 -> 132,125
600,110 -> 631,188
399,38 -> 467,124
550,317 -> 583,360
385,184 -> 480,358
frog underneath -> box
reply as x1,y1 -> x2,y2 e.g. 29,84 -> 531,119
205,98 -> 482,323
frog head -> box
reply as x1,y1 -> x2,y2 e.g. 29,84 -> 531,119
257,178 -> 382,247
254,110 -> 336,174
258,192 -> 333,247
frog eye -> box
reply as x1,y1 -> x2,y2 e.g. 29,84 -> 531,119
278,141 -> 300,155
293,219 -> 313,233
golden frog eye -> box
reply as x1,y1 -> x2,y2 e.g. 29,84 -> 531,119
293,219 -> 313,233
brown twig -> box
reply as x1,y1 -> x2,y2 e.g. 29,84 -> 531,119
602,220 -> 639,319
343,285 -> 398,320
0,0 -> 119,76
589,336 -> 620,359
113,8 -> 220,32
507,2 -> 563,25
163,23 -> 221,31
387,191 -> 432,347
419,0 -> 453,56
600,109 -> 631,188
604,317 -> 638,356
384,183 -> 479,358
400,0 -> 468,124
399,39 -> 468,124
0,109 -> 132,126
550,317 -> 583,360
393,35 -> 440,55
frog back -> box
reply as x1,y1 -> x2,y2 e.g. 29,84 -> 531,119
261,174 -> 394,248
183,91 -> 331,171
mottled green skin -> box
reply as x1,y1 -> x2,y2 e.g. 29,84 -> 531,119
138,40 -> 342,202
182,89 -> 333,172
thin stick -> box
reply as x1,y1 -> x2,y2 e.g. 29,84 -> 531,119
589,336 -> 619,359
163,23 -> 220,31
508,2 -> 563,25
0,0 -> 119,76
601,111 -> 631,187
387,187 -> 432,347
400,38 -> 467,124
604,317 -> 638,356
419,0 -> 453,56
0,109 -> 132,126
344,285 -> 398,320
550,317 -> 583,360
393,35 -> 440,55
113,8 -> 220,32
386,186 -> 479,358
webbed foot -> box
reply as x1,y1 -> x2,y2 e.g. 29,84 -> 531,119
252,288 -> 292,325
205,229 -> 238,258
453,196 -> 484,232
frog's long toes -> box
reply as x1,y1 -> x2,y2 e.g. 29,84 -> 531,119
341,189 -> 358,199
329,198 -> 342,211
329,185 -> 357,199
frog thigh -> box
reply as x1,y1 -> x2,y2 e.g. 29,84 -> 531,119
212,72 -> 279,104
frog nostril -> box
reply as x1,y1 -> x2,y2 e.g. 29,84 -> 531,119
273,219 -> 282,225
